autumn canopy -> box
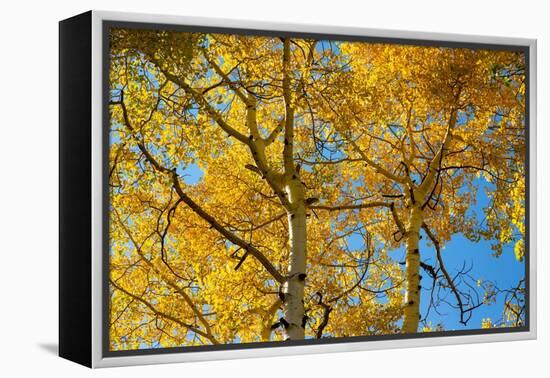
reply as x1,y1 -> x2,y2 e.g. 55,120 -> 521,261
107,27 -> 526,351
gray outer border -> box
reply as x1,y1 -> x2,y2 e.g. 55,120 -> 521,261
90,10 -> 537,368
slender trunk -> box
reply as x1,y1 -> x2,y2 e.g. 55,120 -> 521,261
402,205 -> 423,333
282,178 -> 307,340
401,109 -> 456,332
261,300 -> 282,341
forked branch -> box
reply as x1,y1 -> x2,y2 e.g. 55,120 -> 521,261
110,99 -> 286,284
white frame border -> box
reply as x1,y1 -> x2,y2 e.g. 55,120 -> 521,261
90,10 -> 537,368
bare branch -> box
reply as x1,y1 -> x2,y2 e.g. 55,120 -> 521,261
113,207 -> 216,339
418,107 -> 458,202
422,222 -> 468,325
309,201 -> 389,211
111,99 -> 287,284
201,49 -> 252,106
336,125 -> 408,184
315,292 -> 333,339
109,278 -> 219,344
149,62 -> 251,145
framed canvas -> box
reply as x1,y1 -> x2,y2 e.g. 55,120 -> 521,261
59,10 -> 537,368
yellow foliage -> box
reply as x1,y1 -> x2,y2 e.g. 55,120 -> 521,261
107,28 -> 526,350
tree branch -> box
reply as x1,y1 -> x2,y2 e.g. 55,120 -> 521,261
201,50 -> 252,106
113,207 -> 217,340
335,125 -> 408,184
142,56 -> 291,209
422,222 -> 468,325
282,38 -> 295,175
309,201 -> 389,211
265,118 -> 285,146
315,292 -> 332,339
418,107 -> 458,202
111,99 -> 287,284
109,278 -> 219,344
150,61 -> 251,145
310,200 -> 406,241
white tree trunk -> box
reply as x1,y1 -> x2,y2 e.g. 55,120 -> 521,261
282,178 -> 307,340
402,205 -> 423,333
401,110 -> 456,332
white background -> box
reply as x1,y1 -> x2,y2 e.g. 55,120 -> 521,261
0,0 -> 546,376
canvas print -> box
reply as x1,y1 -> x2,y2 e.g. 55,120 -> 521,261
107,25 -> 527,352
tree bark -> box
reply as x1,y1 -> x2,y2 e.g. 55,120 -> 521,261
402,205 -> 423,333
282,177 -> 307,340
402,109 -> 457,333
